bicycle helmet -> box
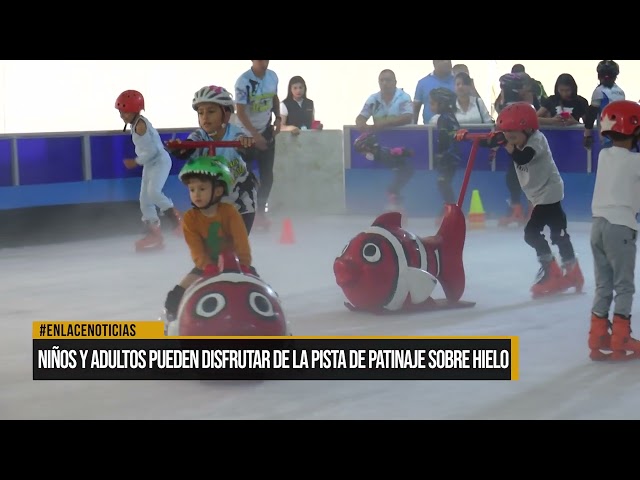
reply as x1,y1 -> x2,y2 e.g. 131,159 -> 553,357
429,87 -> 457,109
597,60 -> 619,79
115,90 -> 144,113
499,73 -> 531,93
496,102 -> 539,131
179,156 -> 234,197
192,85 -> 235,112
600,100 -> 640,136
353,132 -> 379,154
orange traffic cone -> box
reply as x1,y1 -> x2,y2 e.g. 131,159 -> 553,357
279,217 -> 296,245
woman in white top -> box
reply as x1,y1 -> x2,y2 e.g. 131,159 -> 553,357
454,72 -> 493,125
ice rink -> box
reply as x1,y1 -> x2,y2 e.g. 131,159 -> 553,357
2,214 -> 638,420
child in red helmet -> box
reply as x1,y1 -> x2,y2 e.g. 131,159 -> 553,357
458,102 -> 584,297
589,100 -> 640,361
115,90 -> 181,252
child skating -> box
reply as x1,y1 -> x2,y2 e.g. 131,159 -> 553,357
353,132 -> 414,214
588,100 -> 640,361
457,102 -> 584,297
166,85 -> 258,233
163,156 -> 258,326
115,90 -> 181,252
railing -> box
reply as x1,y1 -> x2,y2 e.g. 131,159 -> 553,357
0,128 -> 193,187
0,124 -> 603,217
343,124 -> 599,174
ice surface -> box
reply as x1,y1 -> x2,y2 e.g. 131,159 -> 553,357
1,214 -> 638,420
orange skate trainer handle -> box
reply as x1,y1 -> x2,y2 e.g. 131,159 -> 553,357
165,140 -> 242,156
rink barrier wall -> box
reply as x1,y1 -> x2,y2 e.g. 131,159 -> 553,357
0,123 -> 600,224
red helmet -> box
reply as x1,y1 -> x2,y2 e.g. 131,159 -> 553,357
496,102 -> 539,131
600,100 -> 640,136
115,90 -> 144,113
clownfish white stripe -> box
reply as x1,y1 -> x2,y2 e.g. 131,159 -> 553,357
177,273 -> 274,321
414,236 -> 428,273
364,226 -> 411,311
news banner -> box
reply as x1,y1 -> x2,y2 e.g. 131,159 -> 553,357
32,322 -> 519,381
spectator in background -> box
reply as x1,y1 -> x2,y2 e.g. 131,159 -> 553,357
280,76 -> 322,136
511,63 -> 548,102
584,60 -> 625,150
355,69 -> 414,213
495,72 -> 541,114
413,60 -> 455,124
355,69 -> 413,131
454,72 -> 493,125
537,73 -> 589,127
234,60 -> 280,230
453,64 -> 481,98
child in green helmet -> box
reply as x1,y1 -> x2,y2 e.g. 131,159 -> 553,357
163,156 -> 256,321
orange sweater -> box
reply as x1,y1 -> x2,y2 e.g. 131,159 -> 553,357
182,203 -> 251,270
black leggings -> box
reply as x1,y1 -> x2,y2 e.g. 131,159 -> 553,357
243,126 -> 275,213
436,154 -> 458,205
375,150 -> 415,196
524,201 -> 575,262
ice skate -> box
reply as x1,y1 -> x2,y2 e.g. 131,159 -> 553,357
588,314 -> 612,361
498,201 -> 526,227
253,204 -> 271,232
531,257 -> 567,298
610,315 -> 640,361
135,222 -> 164,252
163,207 -> 183,237
562,258 -> 585,293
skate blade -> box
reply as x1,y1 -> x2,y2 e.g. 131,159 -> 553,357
591,349 -> 640,362
531,285 -> 584,299
344,299 -> 476,315
135,243 -> 165,253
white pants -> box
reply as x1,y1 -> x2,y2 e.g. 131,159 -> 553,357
140,160 -> 173,223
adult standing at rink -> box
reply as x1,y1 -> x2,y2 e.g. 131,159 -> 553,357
233,60 -> 281,231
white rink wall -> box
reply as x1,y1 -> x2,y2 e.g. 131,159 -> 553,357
0,60 -> 638,134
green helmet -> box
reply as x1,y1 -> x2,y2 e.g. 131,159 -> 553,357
178,155 -> 234,194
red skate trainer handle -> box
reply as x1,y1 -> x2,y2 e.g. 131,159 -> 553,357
457,132 -> 492,141
165,140 -> 242,150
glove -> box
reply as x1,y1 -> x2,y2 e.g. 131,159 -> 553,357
123,158 -> 138,169
485,131 -> 507,148
583,135 -> 593,150
389,147 -> 413,157
203,264 -> 220,277
166,139 -> 195,159
164,285 -> 186,317
454,129 -> 469,142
